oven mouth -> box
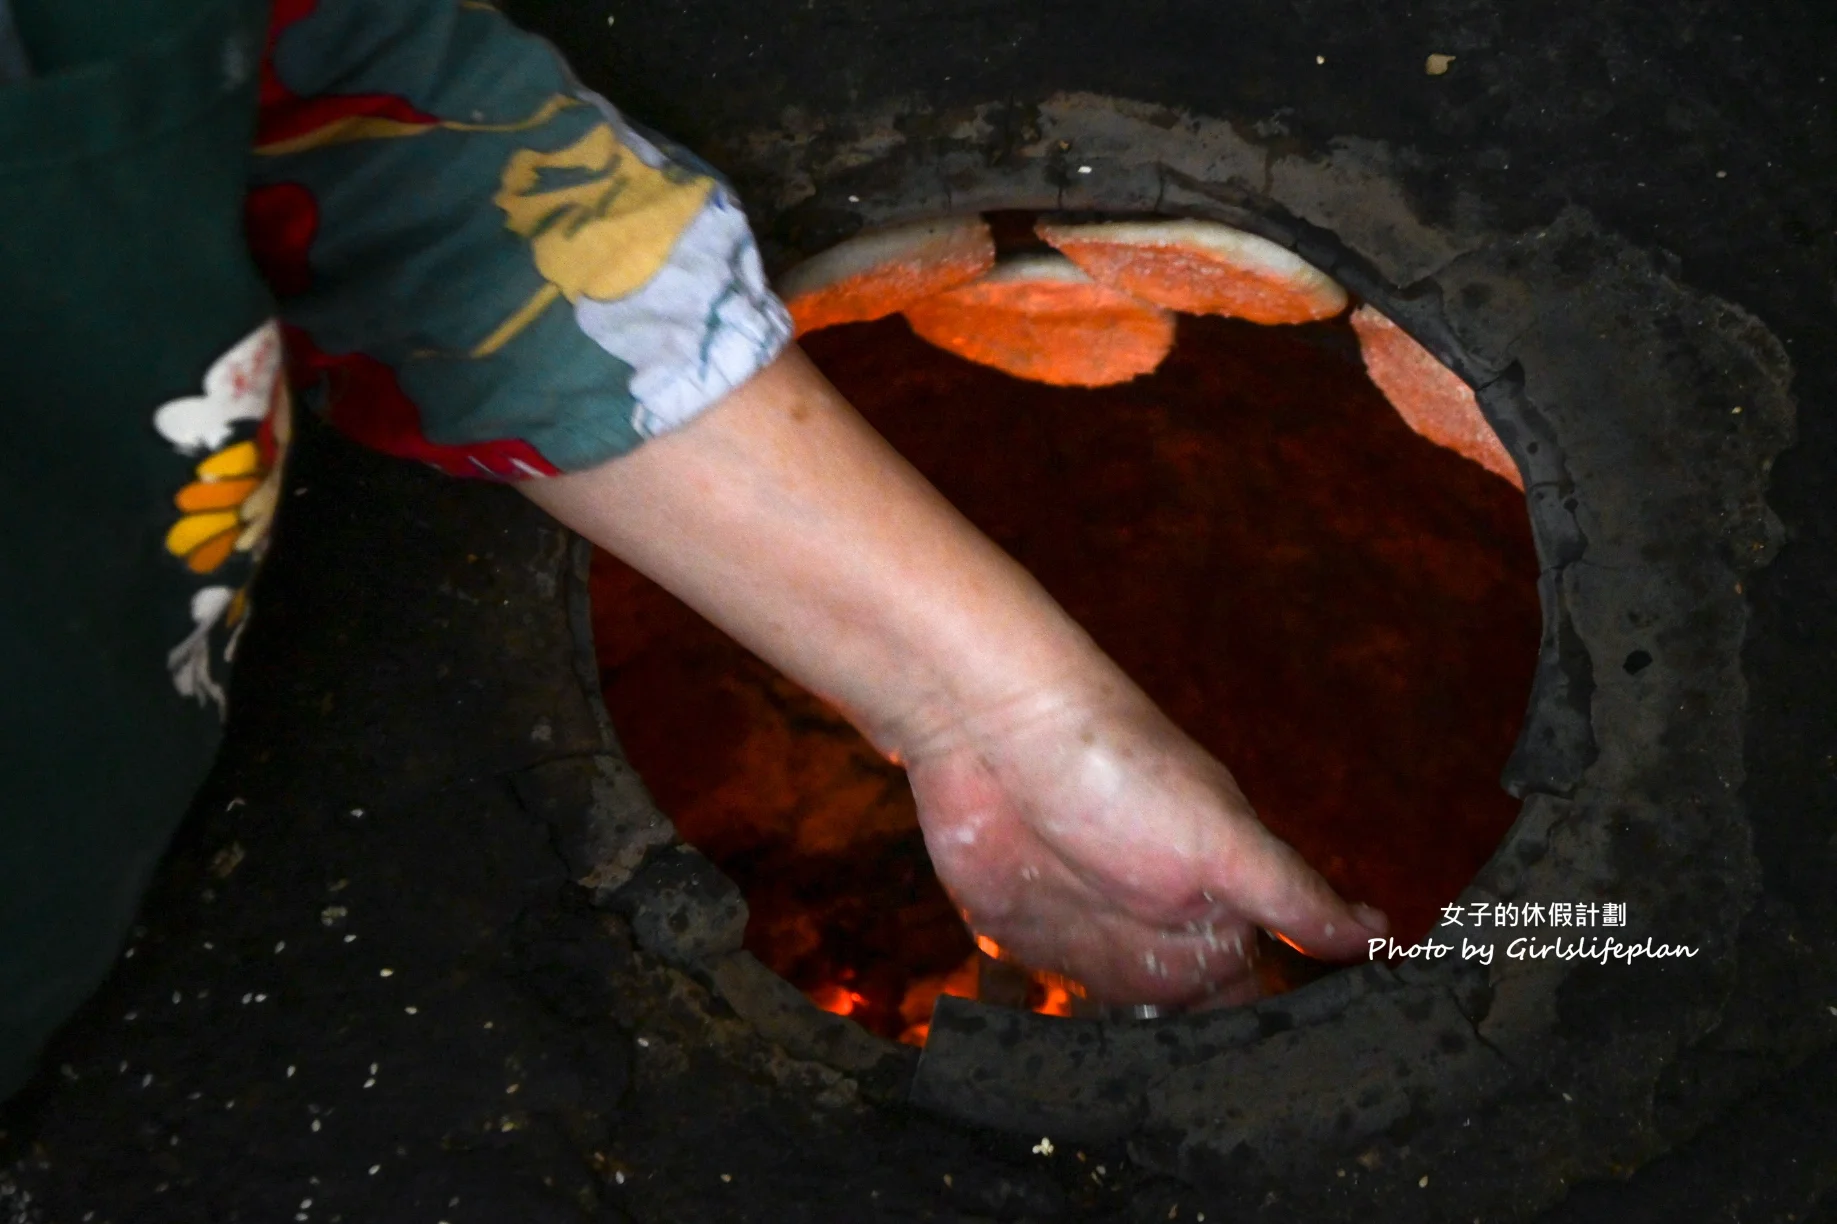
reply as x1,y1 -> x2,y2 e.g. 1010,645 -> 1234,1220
530,89 -> 1792,1216
588,206 -> 1541,1045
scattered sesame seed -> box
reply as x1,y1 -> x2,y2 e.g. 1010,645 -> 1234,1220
311,1120 -> 321,1132
1032,1138 -> 1055,1156
379,968 -> 394,978
721,1174 -> 732,1183
287,1065 -> 296,1078
1419,1175 -> 1430,1187
1316,55 -> 1325,64
363,1079 -> 376,1089
943,1174 -> 953,1187
615,1172 -> 625,1185
506,1084 -> 519,1094
275,942 -> 286,953
848,195 -> 860,203
370,1063 -> 379,1074
636,1037 -> 649,1047
255,993 -> 268,1002
344,934 -> 357,943
368,1166 -> 380,1176
141,1074 -> 153,1088
404,1006 -> 418,1015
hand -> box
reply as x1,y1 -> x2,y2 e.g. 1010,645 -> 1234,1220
907,678 -> 1388,1008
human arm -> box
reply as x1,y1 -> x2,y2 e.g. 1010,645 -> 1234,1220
521,345 -> 1389,1007
245,0 -> 1384,1004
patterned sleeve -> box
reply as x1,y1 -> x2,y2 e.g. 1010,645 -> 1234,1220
244,0 -> 792,479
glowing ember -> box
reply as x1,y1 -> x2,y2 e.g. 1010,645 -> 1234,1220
809,982 -> 868,1017
1035,976 -> 1078,1019
896,954 -> 980,1046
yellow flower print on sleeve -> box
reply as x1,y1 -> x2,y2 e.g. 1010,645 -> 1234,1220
475,122 -> 715,356
163,396 -> 291,575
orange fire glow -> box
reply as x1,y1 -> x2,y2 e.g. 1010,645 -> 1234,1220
594,280 -> 1543,1056
809,982 -> 869,1017
1033,973 -> 1082,1018
895,953 -> 980,1045
878,948 -> 1089,1044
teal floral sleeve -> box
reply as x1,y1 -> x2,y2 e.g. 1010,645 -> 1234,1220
245,0 -> 792,478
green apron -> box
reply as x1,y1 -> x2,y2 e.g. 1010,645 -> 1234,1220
0,0 -> 273,1098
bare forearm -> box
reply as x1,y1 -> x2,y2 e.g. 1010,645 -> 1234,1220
522,344 -> 1384,997
518,346 -> 1119,758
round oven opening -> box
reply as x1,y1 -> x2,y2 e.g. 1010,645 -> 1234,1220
588,210 -> 1542,1045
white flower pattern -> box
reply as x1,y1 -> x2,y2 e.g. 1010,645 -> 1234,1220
151,320 -> 291,718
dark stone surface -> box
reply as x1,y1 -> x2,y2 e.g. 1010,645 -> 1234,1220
671,82 -> 1807,1217
606,845 -> 749,968
0,419 -> 1114,1224
3,0 -> 1834,1220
